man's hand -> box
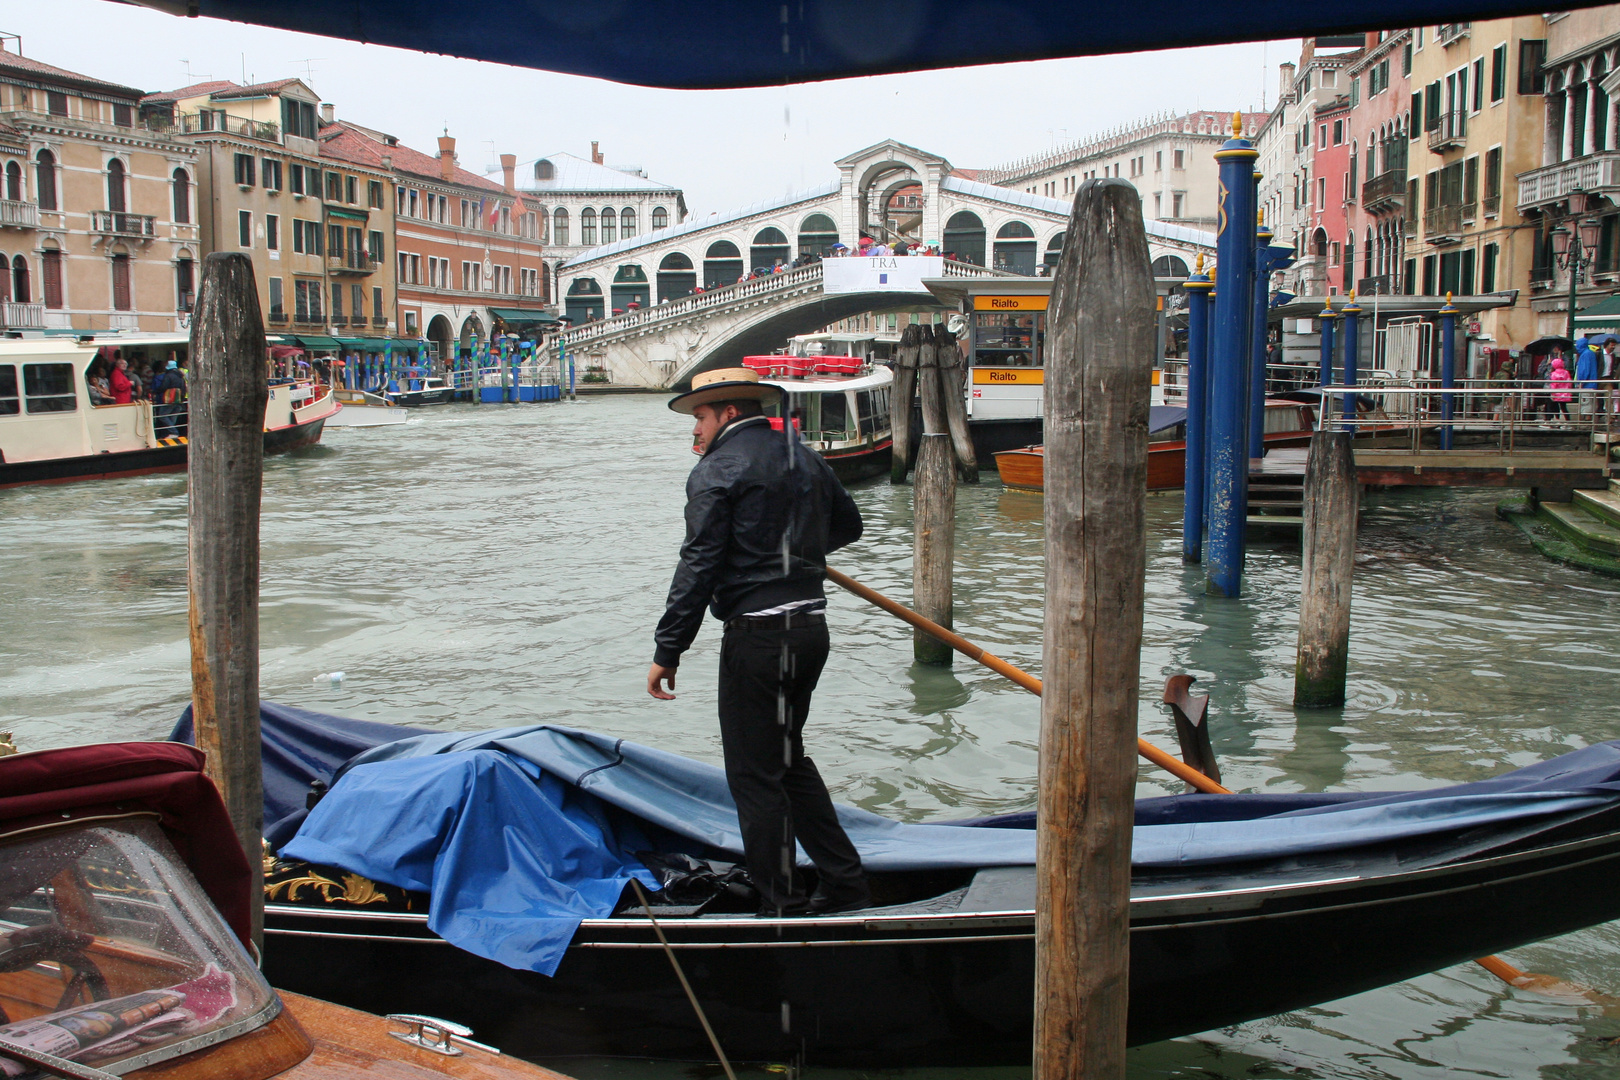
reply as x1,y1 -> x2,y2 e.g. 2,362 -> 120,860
647,664 -> 677,700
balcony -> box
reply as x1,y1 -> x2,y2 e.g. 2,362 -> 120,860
91,211 -> 156,238
1482,193 -> 1501,217
0,301 -> 44,328
1428,110 -> 1467,153
327,251 -> 378,276
1437,22 -> 1471,46
146,111 -> 281,143
1516,151 -> 1620,211
267,311 -> 289,326
371,316 -> 388,328
1361,169 -> 1407,214
1424,204 -> 1466,244
0,199 -> 38,228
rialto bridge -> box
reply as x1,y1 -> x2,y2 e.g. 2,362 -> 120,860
556,140 -> 1214,388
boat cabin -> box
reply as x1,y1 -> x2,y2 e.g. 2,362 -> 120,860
922,278 -> 1050,424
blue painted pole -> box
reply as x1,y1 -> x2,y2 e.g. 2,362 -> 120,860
1318,297 -> 1338,389
1248,217 -> 1274,460
1183,259 -> 1213,564
1205,115 -> 1259,599
1439,291 -> 1459,450
1340,293 -> 1362,425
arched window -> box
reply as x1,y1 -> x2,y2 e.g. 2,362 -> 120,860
12,254 -> 29,304
797,212 -> 838,258
106,158 -> 126,213
943,210 -> 985,267
992,220 -> 1037,274
1043,231 -> 1065,271
620,208 -> 636,239
599,206 -> 617,244
564,276 -> 603,324
1364,228 -> 1374,276
651,206 -> 669,230
34,150 -> 56,211
552,207 -> 568,246
706,240 -> 740,258
659,252 -> 693,270
657,252 -> 695,302
995,220 -> 1035,239
580,207 -> 596,246
1313,228 -> 1329,258
1151,255 -> 1190,279
0,252 -> 9,303
4,161 -> 19,202
534,159 -> 554,181
172,168 -> 191,224
750,226 -> 790,270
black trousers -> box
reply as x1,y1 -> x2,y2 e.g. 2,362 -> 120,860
718,618 -> 866,911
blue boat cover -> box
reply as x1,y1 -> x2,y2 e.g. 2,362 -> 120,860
173,706 -> 1620,977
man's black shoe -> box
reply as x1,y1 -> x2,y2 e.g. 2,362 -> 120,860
806,884 -> 871,915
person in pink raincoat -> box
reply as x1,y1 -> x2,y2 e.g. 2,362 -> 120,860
1548,356 -> 1573,420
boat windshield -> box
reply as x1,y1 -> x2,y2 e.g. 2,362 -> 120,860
0,817 -> 278,1076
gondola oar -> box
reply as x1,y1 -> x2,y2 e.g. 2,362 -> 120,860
824,567 -> 1226,794
825,565 -> 1601,1001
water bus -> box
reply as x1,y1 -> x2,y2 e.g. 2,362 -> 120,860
0,335 -> 335,489
742,353 -> 894,483
329,388 -> 410,427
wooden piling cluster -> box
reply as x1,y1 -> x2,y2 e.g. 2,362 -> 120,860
1037,178 -> 1154,1080
186,252 -> 268,948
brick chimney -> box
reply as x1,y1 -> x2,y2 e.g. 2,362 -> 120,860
438,135 -> 456,181
500,153 -> 516,194
591,141 -> 603,165
320,102 -> 334,125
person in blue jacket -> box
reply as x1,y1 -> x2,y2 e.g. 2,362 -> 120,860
1575,336 -> 1600,417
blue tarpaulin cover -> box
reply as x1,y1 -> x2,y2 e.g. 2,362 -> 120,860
173,705 -> 1620,977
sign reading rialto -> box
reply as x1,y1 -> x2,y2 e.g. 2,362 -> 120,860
821,256 -> 945,295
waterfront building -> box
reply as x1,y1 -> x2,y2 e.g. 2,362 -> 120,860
1254,38 -> 1366,297
1303,93 -> 1354,295
1406,16 -> 1551,355
978,111 -> 1268,232
142,77 -> 348,341
1516,4 -> 1620,337
1345,29 -> 1415,297
0,42 -> 197,334
319,125 -> 545,361
517,142 -> 685,311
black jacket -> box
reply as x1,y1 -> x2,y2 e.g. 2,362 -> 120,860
653,415 -> 862,668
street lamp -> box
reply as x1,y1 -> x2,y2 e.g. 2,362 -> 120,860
1551,215 -> 1603,340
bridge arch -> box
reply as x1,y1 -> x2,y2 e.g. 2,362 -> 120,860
944,210 -> 986,267
993,220 -> 1037,275
657,252 -> 696,302
798,213 -> 839,258
566,276 -> 604,323
1045,231 -> 1065,272
1152,254 -> 1190,280
611,264 -> 650,314
704,240 -> 743,288
751,227 -> 790,271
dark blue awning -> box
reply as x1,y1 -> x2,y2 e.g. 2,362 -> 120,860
180,1 -> 1590,89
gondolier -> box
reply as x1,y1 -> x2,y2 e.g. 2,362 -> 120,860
647,367 -> 871,916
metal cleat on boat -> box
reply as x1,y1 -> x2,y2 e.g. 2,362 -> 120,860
385,1014 -> 501,1057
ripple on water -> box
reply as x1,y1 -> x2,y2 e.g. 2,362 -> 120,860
4,397 -> 1620,1079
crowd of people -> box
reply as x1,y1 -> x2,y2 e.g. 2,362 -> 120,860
1490,334 -> 1620,423
86,349 -> 188,438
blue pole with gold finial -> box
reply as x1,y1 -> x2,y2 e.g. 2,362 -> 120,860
1183,254 -> 1213,563
1249,210 -> 1274,459
1341,291 -> 1362,425
1318,296 -> 1340,391
1206,113 -> 1259,598
1439,291 -> 1459,450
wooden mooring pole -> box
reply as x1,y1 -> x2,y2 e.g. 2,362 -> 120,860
187,252 -> 268,950
1037,177 -> 1153,1080
1293,429 -> 1357,708
913,325 -> 955,665
936,325 -> 978,482
890,324 -> 920,483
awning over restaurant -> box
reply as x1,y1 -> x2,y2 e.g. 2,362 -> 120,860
181,0 -> 1597,89
489,308 -> 559,328
293,335 -> 343,350
1575,294 -> 1620,332
326,207 -> 370,222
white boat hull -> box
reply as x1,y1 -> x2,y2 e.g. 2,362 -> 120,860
325,403 -> 409,428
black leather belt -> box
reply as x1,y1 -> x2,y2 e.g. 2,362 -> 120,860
725,610 -> 826,631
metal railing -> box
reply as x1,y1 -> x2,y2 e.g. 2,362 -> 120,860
327,251 -> 378,273
1361,170 -> 1407,209
1428,110 -> 1467,152
1316,381 -> 1620,454
92,211 -> 156,237
149,111 -> 281,142
1423,204 -> 1465,242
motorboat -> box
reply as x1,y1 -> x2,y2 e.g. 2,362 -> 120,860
0,337 -> 336,489
328,388 -> 410,428
389,377 -> 456,407
0,738 -> 574,1080
191,703 -> 1620,1069
746,356 -> 894,483
995,398 -> 1323,492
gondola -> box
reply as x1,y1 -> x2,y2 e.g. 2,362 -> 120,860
201,704 -> 1620,1069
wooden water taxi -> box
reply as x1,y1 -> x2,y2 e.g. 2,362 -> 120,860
329,388 -> 410,428
747,356 -> 895,484
0,338 -> 335,489
996,399 -> 1318,492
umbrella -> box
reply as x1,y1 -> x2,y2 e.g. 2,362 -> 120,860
1595,334 -> 1620,345
1524,335 -> 1575,355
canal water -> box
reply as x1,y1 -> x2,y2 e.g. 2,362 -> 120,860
4,394 -> 1619,1079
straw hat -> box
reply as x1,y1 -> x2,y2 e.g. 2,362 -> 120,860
667,367 -> 782,414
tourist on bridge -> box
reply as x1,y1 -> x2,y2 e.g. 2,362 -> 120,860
648,367 -> 871,918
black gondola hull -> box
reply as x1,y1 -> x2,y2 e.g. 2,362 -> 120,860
262,827 -> 1620,1067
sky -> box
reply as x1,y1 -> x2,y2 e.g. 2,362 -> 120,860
1,0 -> 1301,215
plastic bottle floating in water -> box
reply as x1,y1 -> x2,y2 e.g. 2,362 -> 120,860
313,672 -> 346,685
